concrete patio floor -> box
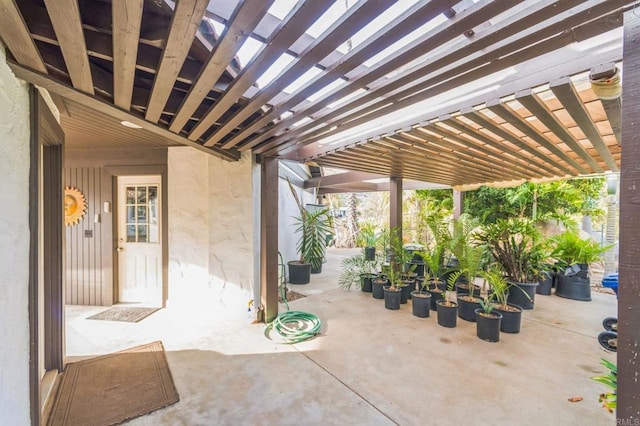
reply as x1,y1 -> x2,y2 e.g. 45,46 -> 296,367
65,247 -> 618,425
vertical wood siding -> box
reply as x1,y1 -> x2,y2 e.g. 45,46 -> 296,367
65,167 -> 103,305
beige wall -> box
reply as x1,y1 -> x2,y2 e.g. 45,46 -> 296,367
167,147 -> 255,313
0,40 -> 32,424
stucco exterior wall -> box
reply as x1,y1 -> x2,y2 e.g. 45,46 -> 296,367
167,147 -> 211,307
0,41 -> 32,424
166,147 -> 254,313
279,175 -> 315,275
208,151 -> 254,310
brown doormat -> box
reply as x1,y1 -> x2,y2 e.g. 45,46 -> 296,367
87,307 -> 160,323
48,341 -> 179,426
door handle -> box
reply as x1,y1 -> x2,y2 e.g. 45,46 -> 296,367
116,247 -> 124,252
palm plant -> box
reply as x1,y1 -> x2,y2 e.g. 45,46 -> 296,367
287,178 -> 333,271
338,250 -> 378,290
448,214 -> 486,298
478,217 -> 545,283
549,230 -> 612,267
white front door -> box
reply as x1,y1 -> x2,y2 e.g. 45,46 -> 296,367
117,176 -> 162,307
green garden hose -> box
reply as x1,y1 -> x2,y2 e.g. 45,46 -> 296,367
265,310 -> 322,344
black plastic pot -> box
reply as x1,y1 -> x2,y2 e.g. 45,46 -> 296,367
492,303 -> 523,333
409,260 -> 425,278
507,282 -> 538,309
436,300 -> 458,328
399,283 -> 412,304
411,291 -> 432,318
428,288 -> 444,311
384,286 -> 402,310
457,294 -> 482,322
536,271 -> 554,295
556,273 -> 591,301
288,261 -> 311,284
475,309 -> 503,342
310,262 -> 322,274
455,282 -> 481,298
361,273 -> 375,292
372,278 -> 387,299
364,246 -> 376,261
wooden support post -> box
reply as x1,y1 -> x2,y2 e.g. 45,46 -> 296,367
389,176 -> 403,241
260,157 -> 279,323
453,190 -> 464,219
618,9 -> 640,422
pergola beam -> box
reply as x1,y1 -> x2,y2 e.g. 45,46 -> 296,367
0,0 -> 47,73
549,76 -> 619,171
112,0 -> 143,110
304,171 -> 384,189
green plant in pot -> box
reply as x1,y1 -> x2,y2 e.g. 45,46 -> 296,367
286,179 -> 333,284
449,214 -> 486,322
475,296 -> 503,342
478,217 -> 543,309
382,228 -> 410,310
482,266 -> 527,333
549,231 -> 613,301
357,221 -> 378,261
338,249 -> 379,292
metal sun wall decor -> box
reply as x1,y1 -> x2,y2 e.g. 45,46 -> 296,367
64,186 -> 87,226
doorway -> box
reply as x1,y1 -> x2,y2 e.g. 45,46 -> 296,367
116,175 -> 163,307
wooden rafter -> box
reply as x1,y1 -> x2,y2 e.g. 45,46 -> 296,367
226,0 -> 458,152
484,98 -> 588,174
43,0 -> 94,94
0,0 -> 47,73
515,89 -> 603,173
251,0 -> 518,154
549,76 -> 619,171
257,0 -> 623,156
188,0 -> 336,142
9,61 -> 239,161
211,0 -> 398,149
112,0 -> 143,110
145,0 -> 209,123
169,0 -> 274,134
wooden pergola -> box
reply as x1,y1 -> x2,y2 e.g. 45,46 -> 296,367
0,0 -> 637,419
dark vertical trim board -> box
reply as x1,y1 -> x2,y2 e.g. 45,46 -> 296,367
260,157 -> 279,322
618,9 -> 640,423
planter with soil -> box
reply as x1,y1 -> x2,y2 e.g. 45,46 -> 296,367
383,286 -> 402,310
411,291 -> 431,318
507,281 -> 538,310
360,273 -> 376,293
457,294 -> 482,322
427,287 -> 444,311
492,303 -> 523,334
475,309 -> 503,342
536,271 -> 554,295
288,261 -> 311,284
436,300 -> 458,328
364,246 -> 376,261
372,277 -> 388,299
555,264 -> 591,301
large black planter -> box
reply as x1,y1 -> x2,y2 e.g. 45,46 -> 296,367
556,272 -> 591,301
507,282 -> 538,309
428,288 -> 444,311
475,309 -> 503,342
361,273 -> 375,292
288,261 -> 311,284
492,303 -> 523,333
457,294 -> 482,322
436,300 -> 458,328
409,260 -> 425,278
536,271 -> 554,295
372,278 -> 387,299
383,286 -> 402,310
411,291 -> 431,318
364,246 -> 376,261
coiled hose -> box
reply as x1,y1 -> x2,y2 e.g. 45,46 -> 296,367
265,310 -> 322,344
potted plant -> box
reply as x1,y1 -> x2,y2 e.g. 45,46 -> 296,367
550,231 -> 613,301
475,296 -> 503,342
411,267 -> 432,318
383,229 -> 410,309
436,280 -> 458,328
338,250 -> 379,292
478,217 -> 543,309
449,214 -> 485,322
357,221 -> 378,261
482,266 -> 524,333
286,179 -> 333,284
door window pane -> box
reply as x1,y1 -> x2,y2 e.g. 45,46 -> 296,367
137,187 -> 147,203
126,187 -> 136,204
124,184 -> 159,243
127,225 -> 136,242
